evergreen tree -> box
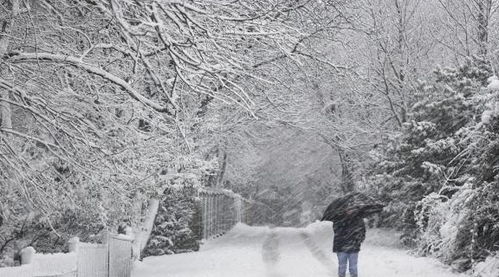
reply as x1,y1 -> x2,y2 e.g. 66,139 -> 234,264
143,185 -> 201,257
366,57 -> 497,268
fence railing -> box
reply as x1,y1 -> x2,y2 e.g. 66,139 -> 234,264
0,188 -> 256,276
198,188 -> 253,240
0,232 -> 133,277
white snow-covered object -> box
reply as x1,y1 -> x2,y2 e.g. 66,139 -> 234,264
487,76 -> 499,90
474,252 -> 499,277
481,76 -> 499,124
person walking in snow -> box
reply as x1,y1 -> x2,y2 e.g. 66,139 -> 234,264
321,192 -> 383,277
330,209 -> 365,277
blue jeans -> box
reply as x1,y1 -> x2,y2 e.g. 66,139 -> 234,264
337,252 -> 359,277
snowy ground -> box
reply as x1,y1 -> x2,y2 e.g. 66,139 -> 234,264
132,222 -> 467,277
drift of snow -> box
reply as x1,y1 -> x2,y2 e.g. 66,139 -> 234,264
474,253 -> 499,277
132,222 -> 468,277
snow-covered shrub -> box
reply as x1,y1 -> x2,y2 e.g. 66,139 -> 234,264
142,185 -> 201,257
477,75 -> 499,125
415,185 -> 476,266
365,57 -> 499,271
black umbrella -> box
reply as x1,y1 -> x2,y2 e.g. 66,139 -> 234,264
321,192 -> 384,222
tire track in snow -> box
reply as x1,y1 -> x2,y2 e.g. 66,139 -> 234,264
262,230 -> 283,277
300,231 -> 336,275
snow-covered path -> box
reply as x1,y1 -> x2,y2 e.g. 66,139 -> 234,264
132,222 -> 466,277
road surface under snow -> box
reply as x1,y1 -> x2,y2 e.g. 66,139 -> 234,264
132,222 -> 467,277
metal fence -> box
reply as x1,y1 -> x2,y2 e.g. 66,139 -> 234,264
199,189 -> 253,240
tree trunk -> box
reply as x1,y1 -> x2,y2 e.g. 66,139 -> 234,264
395,0 -> 405,83
477,0 -> 491,57
0,0 -> 19,131
338,148 -> 355,193
133,198 -> 160,259
216,151 -> 228,188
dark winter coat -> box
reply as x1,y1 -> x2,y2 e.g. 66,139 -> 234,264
332,216 -> 366,253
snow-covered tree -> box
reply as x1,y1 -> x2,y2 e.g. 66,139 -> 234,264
0,0 -> 310,262
365,56 -> 499,270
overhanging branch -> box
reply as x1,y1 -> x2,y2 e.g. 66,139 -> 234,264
7,52 -> 175,115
